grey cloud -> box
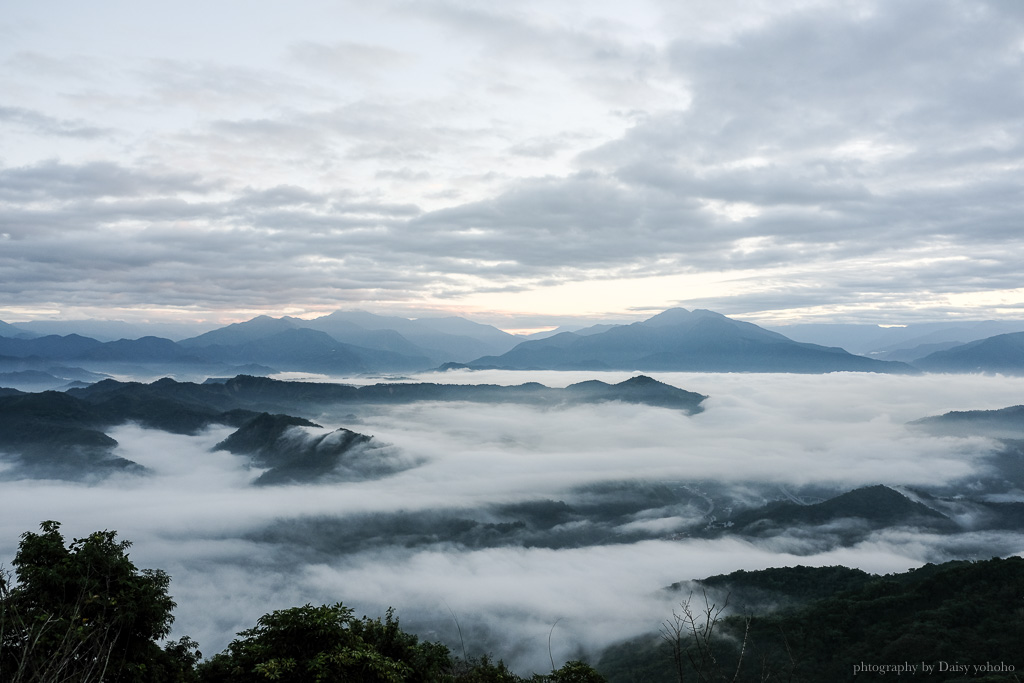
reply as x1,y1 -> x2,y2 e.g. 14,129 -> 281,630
375,167 -> 433,181
405,173 -> 710,268
0,105 -> 113,139
507,135 -> 585,159
141,59 -> 320,108
5,50 -> 100,81
0,160 -> 216,201
2,1 -> 1023,319
288,40 -> 411,77
614,162 -> 874,208
234,185 -> 328,208
665,2 -> 1024,148
409,1 -> 664,95
203,98 -> 479,164
366,2 -> 1023,281
205,117 -> 318,147
586,1 -> 1024,182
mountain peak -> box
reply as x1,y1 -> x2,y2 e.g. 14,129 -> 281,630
640,308 -> 730,327
641,308 -> 691,325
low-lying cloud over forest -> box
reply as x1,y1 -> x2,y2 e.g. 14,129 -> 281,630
2,371 -> 1023,672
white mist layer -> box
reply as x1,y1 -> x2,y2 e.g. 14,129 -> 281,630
1,372 -> 1023,673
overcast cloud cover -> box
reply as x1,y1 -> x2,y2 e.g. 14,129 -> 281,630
2,0 -> 1024,328
3,371 -> 1024,671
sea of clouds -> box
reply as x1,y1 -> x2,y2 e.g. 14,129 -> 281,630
2,370 -> 1023,672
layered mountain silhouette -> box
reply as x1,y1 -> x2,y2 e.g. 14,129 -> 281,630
772,319 -> 1024,357
183,325 -> 431,373
0,383 -> 263,479
0,310 -> 524,381
68,373 -> 706,414
911,404 -> 1024,439
723,485 -> 953,535
9,307 -> 1024,379
458,308 -> 914,373
300,310 -> 519,362
0,374 -> 705,480
912,331 -> 1024,374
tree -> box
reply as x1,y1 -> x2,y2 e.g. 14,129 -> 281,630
198,602 -> 448,682
541,660 -> 608,682
660,590 -> 749,683
449,653 -> 523,682
0,520 -> 190,683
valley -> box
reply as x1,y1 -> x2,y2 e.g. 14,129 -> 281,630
2,369 -> 1022,676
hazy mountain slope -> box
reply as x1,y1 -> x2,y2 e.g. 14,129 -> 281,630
410,315 -> 518,345
0,357 -> 109,391
0,333 -> 105,359
0,391 -> 140,478
0,320 -> 35,338
178,315 -> 301,347
182,313 -> 472,368
12,319 -> 216,342
309,310 -> 519,361
295,316 -> 430,358
192,328 -> 386,373
772,320 -> 1024,356
465,308 -> 913,373
0,370 -> 71,390
0,333 -> 209,365
724,485 -> 953,534
78,336 -> 205,362
523,322 -> 625,340
177,322 -> 434,372
875,340 -> 962,362
913,331 -> 1024,374
910,404 -> 1024,438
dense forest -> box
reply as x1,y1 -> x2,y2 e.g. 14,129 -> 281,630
1,522 -> 1022,682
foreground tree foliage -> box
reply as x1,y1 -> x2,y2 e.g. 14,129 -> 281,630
0,521 -> 199,683
1,522 -> 605,682
196,603 -> 450,682
8,521 -> 1024,682
197,603 -> 605,682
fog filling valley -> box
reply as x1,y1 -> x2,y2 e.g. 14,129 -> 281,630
3,370 -> 1024,672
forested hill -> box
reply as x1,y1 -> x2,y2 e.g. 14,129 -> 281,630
0,374 -> 705,480
599,557 -> 1024,682
65,373 -> 706,414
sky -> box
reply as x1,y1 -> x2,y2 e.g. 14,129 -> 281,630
2,0 -> 1024,331
3,370 -> 1023,671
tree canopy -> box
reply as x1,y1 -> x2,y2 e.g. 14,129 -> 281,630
0,520 -> 197,682
1,521 -> 606,682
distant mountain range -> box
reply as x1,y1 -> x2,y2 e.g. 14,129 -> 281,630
770,319 -> 1024,359
0,310 -> 527,387
6,307 -> 1024,386
451,308 -> 916,373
